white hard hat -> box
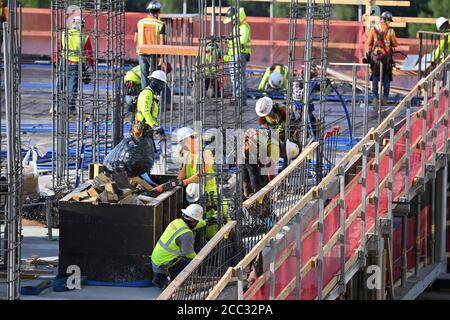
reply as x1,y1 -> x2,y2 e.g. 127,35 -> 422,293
286,139 -> 300,160
176,127 -> 195,143
72,16 -> 85,29
436,17 -> 448,31
147,0 -> 161,11
255,97 -> 273,117
185,183 -> 200,203
149,70 -> 167,83
181,203 -> 203,221
268,72 -> 283,89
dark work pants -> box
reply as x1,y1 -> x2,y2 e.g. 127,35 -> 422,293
139,54 -> 158,89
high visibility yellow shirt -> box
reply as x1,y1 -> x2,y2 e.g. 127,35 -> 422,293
61,29 -> 90,63
136,16 -> 165,55
136,87 -> 159,128
432,33 -> 450,63
227,21 -> 251,57
258,64 -> 289,90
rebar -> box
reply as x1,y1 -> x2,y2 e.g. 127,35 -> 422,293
51,0 -> 125,191
0,0 -> 22,300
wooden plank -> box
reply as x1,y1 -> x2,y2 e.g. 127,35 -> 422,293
119,193 -> 135,205
205,6 -> 229,14
71,191 -> 89,202
137,44 -> 198,57
244,142 -> 318,208
157,221 -> 237,300
206,267 -> 234,300
129,176 -> 153,191
87,187 -> 100,198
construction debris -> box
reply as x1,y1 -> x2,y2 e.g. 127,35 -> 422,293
67,169 -> 162,205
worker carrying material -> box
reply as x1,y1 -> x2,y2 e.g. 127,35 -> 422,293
256,96 -> 287,143
365,11 -> 398,107
432,17 -> 450,64
258,63 -> 289,91
124,65 -> 141,114
224,7 -> 251,105
176,127 -> 230,240
56,15 -> 94,115
151,204 -> 206,289
134,70 -> 166,138
135,0 -> 165,89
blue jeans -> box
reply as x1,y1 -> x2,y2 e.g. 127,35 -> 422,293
372,72 -> 390,99
139,54 -> 157,89
229,54 -> 248,105
58,63 -> 80,111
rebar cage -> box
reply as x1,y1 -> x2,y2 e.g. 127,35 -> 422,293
0,0 -> 22,300
51,0 -> 125,191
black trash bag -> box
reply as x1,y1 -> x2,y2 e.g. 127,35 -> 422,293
103,135 -> 155,177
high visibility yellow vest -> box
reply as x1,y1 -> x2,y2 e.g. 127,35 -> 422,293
124,66 -> 141,85
151,218 -> 193,267
185,150 -> 217,195
136,87 -> 159,127
227,21 -> 251,57
136,16 -> 164,55
61,29 -> 89,63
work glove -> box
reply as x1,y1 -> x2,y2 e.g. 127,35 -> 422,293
162,179 -> 183,191
153,126 -> 165,136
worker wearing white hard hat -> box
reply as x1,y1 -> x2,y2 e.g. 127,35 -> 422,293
258,63 -> 289,91
151,203 -> 206,289
176,127 -> 230,240
432,17 -> 450,65
286,140 -> 300,160
256,96 -> 287,143
134,70 -> 167,138
56,15 -> 93,116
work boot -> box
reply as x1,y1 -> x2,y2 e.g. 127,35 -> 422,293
372,97 -> 379,107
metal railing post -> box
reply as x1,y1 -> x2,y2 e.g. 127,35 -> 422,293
317,187 -> 325,300
295,213 -> 302,300
351,65 -> 357,140
339,165 -> 346,295
237,266 -> 244,300
360,145 -> 367,264
364,64 -> 370,136
269,238 -> 277,300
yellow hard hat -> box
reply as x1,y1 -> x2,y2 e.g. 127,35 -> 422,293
224,7 -> 246,25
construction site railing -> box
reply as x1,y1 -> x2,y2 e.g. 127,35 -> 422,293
418,31 -> 449,81
156,221 -> 237,300
240,142 -> 319,254
208,55 -> 450,300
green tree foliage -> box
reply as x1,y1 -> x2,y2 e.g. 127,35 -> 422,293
331,4 -> 358,21
21,0 -> 50,7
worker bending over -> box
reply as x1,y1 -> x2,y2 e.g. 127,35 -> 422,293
366,11 -> 398,106
151,204 -> 206,289
124,65 -> 141,115
133,70 -> 166,138
135,0 -> 165,89
258,63 -> 289,92
224,7 -> 251,106
432,17 -> 450,66
176,127 -> 230,240
57,16 -> 94,115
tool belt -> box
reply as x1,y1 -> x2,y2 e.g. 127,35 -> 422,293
132,119 -> 153,139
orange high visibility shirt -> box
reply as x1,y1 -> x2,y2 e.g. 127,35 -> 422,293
136,16 -> 165,55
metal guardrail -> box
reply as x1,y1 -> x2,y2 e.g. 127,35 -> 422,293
208,55 -> 450,300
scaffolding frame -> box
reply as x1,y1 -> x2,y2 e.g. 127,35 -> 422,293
51,0 -> 125,191
0,0 -> 22,300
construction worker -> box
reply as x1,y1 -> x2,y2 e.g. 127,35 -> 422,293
176,127 -> 230,240
255,96 -> 287,143
224,7 -> 251,106
366,11 -> 398,106
432,17 -> 450,65
124,65 -> 141,115
151,204 -> 206,289
134,70 -> 166,138
203,41 -> 222,98
58,16 -> 94,115
135,0 -> 165,89
258,63 -> 289,92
